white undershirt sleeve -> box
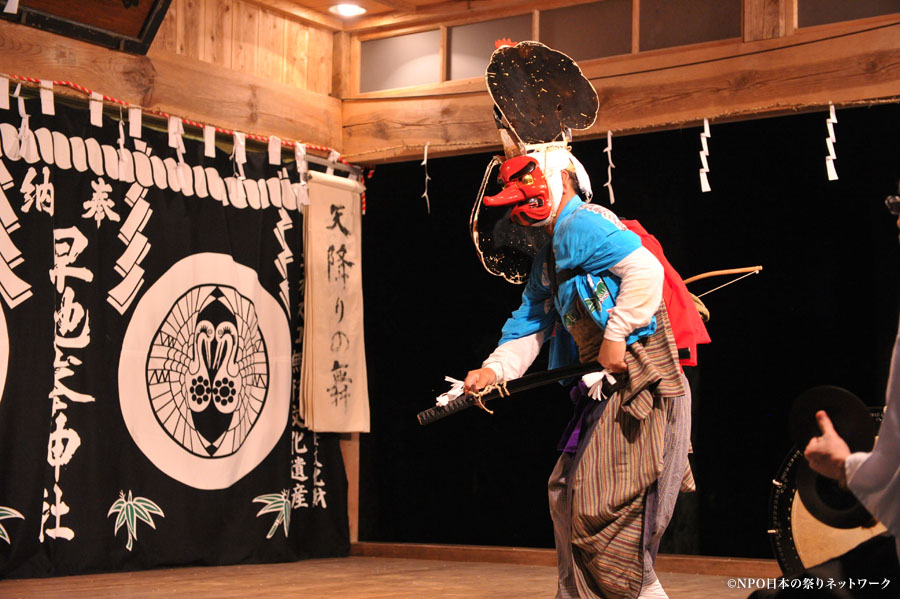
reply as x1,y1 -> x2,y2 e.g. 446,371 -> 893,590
603,246 -> 664,342
482,330 -> 546,382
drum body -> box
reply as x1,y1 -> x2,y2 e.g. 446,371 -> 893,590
768,409 -> 885,576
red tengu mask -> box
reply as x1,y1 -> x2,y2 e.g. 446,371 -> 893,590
483,155 -> 551,226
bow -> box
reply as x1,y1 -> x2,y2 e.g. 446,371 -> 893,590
683,265 -> 762,298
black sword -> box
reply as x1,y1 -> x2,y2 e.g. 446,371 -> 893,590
417,362 -> 623,426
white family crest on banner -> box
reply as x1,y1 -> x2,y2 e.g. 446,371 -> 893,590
118,253 -> 292,490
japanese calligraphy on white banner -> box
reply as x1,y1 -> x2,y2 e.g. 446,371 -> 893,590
301,172 -> 370,432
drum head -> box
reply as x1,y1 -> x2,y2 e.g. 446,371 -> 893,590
787,386 -> 878,529
789,385 -> 877,451
768,408 -> 885,577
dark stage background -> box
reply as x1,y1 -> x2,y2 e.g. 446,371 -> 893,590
359,103 -> 900,559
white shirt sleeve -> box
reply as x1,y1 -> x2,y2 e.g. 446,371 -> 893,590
603,246 -> 664,342
482,330 -> 545,382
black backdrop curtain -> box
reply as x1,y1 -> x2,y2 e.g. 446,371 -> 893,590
360,103 -> 900,559
0,99 -> 347,578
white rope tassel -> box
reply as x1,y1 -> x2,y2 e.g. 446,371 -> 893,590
699,118 -> 711,192
826,102 -> 838,181
603,130 -> 615,204
421,142 -> 431,214
435,376 -> 465,406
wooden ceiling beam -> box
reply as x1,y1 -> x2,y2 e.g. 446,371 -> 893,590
371,0 -> 420,12
243,0 -> 343,31
344,0 -> 593,34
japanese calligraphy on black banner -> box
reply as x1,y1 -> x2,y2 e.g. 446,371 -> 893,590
0,97 -> 348,578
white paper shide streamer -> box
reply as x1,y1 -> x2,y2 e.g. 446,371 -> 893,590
168,116 -> 187,190
604,131 -> 615,204
89,92 -> 103,127
826,102 -> 838,181
268,136 -> 281,166
232,131 -> 247,180
699,118 -> 711,193
39,80 -> 54,116
294,143 -> 309,206
421,142 -> 431,213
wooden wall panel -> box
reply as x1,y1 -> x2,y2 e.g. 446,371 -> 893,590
284,19 -> 311,88
202,0 -> 234,68
231,1 -> 260,75
307,26 -> 333,95
150,0 -> 330,96
154,1 -> 178,55
176,0 -> 205,60
257,7 -> 287,82
341,20 -> 900,163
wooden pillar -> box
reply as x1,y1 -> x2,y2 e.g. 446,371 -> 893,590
339,433 -> 360,542
743,0 -> 787,42
439,25 -> 448,83
631,0 -> 640,54
332,30 -> 354,98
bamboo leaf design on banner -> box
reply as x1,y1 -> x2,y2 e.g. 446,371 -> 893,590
0,505 -> 24,544
253,490 -> 291,539
107,490 -> 165,551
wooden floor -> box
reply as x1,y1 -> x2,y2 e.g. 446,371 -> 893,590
0,555 -> 757,599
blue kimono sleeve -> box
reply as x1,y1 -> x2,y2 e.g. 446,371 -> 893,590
498,244 -> 557,345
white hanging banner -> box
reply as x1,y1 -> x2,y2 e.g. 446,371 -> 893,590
699,118 -> 711,193
39,80 -> 54,116
203,125 -> 215,158
268,136 -> 281,166
89,92 -> 103,127
0,76 -> 8,111
826,102 -> 838,181
301,171 -> 369,432
128,106 -> 142,138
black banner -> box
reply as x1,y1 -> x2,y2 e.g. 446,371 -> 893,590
0,97 -> 347,578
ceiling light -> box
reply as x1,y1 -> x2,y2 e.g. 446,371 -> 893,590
329,3 -> 366,17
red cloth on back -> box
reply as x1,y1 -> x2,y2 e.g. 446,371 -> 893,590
622,220 -> 710,367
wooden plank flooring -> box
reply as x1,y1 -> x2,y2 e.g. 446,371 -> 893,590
0,556 -> 757,599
